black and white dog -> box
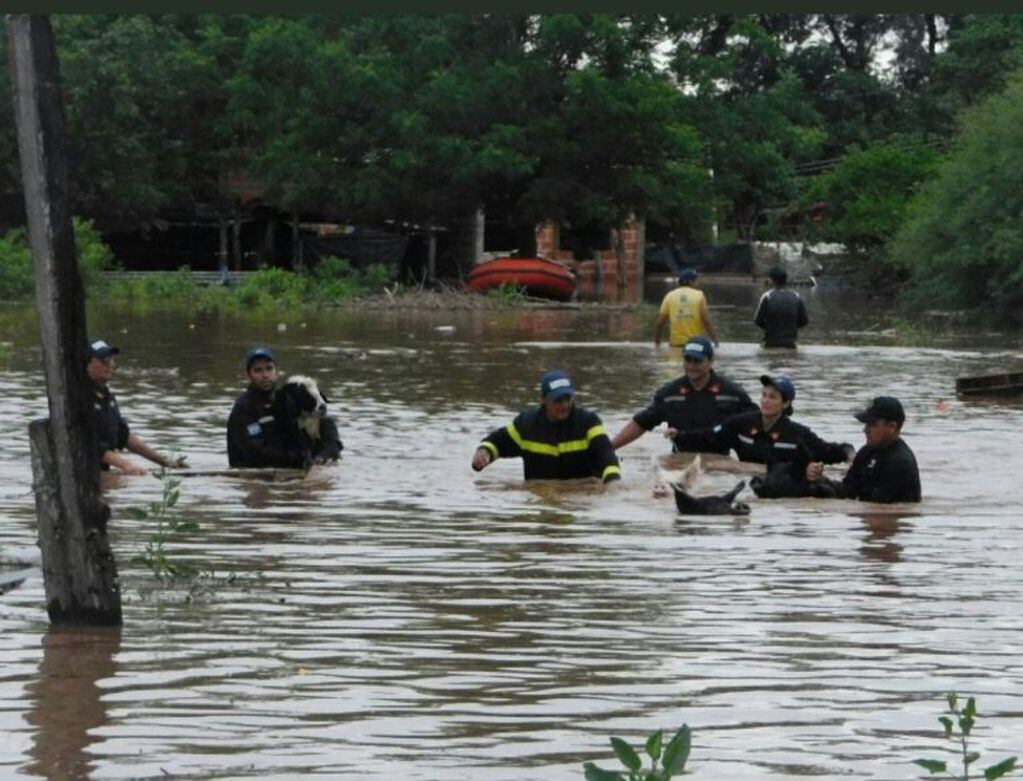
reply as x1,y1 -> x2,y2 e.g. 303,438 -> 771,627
672,479 -> 750,515
272,375 -> 344,465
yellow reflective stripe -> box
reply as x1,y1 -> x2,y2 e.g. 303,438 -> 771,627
507,422 -> 609,456
480,441 -> 499,458
602,464 -> 622,480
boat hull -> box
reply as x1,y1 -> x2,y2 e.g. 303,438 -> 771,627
466,257 -> 576,302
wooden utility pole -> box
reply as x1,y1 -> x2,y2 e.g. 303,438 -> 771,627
7,14 -> 121,625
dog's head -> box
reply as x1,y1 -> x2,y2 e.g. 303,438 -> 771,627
275,375 -> 329,439
278,375 -> 328,417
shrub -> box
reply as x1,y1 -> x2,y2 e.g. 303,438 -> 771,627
0,217 -> 116,300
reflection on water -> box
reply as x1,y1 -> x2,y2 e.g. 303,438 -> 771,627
1,291 -> 1022,779
24,627 -> 120,781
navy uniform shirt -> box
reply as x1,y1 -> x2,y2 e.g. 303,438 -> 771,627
227,385 -> 308,468
479,405 -> 622,482
841,437 -> 921,503
93,386 -> 129,469
632,371 -> 755,453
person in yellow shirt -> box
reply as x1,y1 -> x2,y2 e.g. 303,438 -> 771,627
654,268 -> 720,348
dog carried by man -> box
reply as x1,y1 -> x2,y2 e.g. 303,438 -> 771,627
227,347 -> 343,469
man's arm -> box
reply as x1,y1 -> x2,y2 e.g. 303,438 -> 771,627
753,292 -> 769,328
126,433 -> 186,469
586,417 -> 621,483
654,312 -> 669,347
472,421 -> 520,471
797,296 -> 809,328
101,449 -> 147,476
610,420 -> 646,450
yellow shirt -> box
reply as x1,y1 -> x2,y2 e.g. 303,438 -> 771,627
659,286 -> 708,346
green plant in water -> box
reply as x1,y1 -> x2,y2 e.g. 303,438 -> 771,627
130,469 -> 200,581
584,725 -> 691,780
914,693 -> 1017,780
487,281 -> 528,303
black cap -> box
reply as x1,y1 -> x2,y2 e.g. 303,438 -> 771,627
89,339 -> 120,359
769,266 -> 788,284
855,396 -> 905,425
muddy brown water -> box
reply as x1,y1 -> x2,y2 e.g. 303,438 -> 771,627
1,280 -> 1022,779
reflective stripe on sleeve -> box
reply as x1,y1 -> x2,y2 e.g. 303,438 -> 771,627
480,441 -> 499,458
602,464 -> 622,480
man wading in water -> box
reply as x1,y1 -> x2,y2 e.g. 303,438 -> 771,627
754,266 -> 808,349
471,369 -> 622,483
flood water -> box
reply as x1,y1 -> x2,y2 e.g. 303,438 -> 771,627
1,280 -> 1022,779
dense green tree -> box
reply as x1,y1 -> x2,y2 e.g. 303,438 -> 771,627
889,74 -> 1023,324
666,15 -> 823,241
802,137 -> 939,253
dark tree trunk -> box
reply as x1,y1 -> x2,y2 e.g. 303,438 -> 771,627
7,14 -> 120,625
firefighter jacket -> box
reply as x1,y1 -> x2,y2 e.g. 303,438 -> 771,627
478,405 -> 622,483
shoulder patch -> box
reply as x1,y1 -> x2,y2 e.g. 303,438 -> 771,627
246,422 -> 263,437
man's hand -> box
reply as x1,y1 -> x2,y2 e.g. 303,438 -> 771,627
166,455 -> 189,469
122,463 -> 147,476
805,461 -> 824,481
471,447 -> 492,471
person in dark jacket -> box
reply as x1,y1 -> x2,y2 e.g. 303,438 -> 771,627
754,266 -> 808,348
471,369 -> 622,483
88,338 -> 186,475
227,346 -> 340,469
674,374 -> 854,497
611,336 -> 755,454
806,396 -> 921,503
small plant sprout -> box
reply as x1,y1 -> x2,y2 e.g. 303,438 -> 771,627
913,693 -> 1017,780
584,725 -> 691,781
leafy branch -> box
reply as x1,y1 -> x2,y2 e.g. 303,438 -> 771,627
584,725 -> 691,781
914,693 -> 1017,780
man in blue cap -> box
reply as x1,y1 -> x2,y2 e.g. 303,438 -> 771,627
471,369 -> 621,483
654,267 -> 720,348
227,346 -> 327,468
611,336 -> 754,453
87,338 -> 187,475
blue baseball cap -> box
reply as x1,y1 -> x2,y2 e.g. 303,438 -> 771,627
540,369 -> 576,399
245,346 -> 277,368
760,374 -> 795,402
683,336 -> 714,361
89,338 -> 120,359
678,268 -> 698,284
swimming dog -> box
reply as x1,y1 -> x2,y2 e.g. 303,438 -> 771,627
671,479 -> 750,515
272,375 -> 343,464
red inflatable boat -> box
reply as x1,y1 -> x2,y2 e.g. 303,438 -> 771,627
466,257 -> 576,302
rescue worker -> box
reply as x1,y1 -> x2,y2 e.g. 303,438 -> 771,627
471,369 -> 622,483
754,266 -> 808,348
655,268 -> 720,348
674,374 -> 854,497
611,336 -> 755,453
806,396 -> 921,503
88,338 -> 186,475
226,346 -> 337,468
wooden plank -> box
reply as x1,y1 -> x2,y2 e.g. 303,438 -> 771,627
153,466 -> 326,482
955,371 -> 1023,396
